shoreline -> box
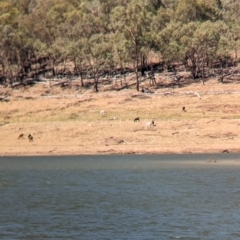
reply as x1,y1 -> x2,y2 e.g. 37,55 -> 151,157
0,147 -> 239,157
2,151 -> 240,168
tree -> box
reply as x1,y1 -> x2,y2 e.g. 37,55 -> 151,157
111,32 -> 131,86
0,0 -> 237,90
157,21 -> 185,67
222,0 -> 240,59
175,0 -> 221,23
157,19 -> 229,80
68,38 -> 88,87
84,34 -> 113,92
184,21 -> 229,80
146,0 -> 165,12
111,0 -> 152,91
0,1 -> 20,84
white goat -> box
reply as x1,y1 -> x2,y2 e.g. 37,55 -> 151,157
194,91 -> 201,99
100,110 -> 105,116
146,120 -> 156,129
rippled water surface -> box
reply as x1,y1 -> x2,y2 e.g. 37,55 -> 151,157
1,154 -> 240,240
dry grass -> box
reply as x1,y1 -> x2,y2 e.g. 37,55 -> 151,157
1,77 -> 240,156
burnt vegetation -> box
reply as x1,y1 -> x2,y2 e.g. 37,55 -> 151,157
0,0 -> 240,91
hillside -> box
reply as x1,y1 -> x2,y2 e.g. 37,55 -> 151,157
1,75 -> 240,156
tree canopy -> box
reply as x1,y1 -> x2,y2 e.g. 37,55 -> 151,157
0,0 -> 239,90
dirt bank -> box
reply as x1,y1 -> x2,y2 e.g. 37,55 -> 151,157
0,78 -> 240,156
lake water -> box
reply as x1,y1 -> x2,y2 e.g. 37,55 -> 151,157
1,154 -> 240,240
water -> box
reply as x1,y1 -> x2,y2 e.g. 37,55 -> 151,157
1,154 -> 240,240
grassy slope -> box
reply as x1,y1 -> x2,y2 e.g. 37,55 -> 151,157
0,77 -> 240,156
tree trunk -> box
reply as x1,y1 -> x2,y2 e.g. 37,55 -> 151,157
135,67 -> 139,91
80,70 -> 84,87
135,43 -> 139,91
94,79 -> 99,92
74,60 -> 84,87
52,58 -> 56,76
1,64 -> 6,85
94,73 -> 99,92
201,56 -> 205,85
141,54 -> 146,77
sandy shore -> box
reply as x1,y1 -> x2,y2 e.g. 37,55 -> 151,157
1,78 -> 240,156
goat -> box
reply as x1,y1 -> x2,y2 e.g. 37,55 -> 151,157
100,110 -> 105,115
134,117 -> 140,122
146,120 -> 156,129
222,149 -> 229,153
18,133 -> 24,139
194,91 -> 201,99
28,134 -> 33,142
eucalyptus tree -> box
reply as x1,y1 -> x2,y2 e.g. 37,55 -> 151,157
111,32 -> 131,86
16,0 -> 76,77
184,20 -> 229,80
84,34 -> 114,92
111,0 -> 153,91
64,0 -> 113,86
99,0 -> 122,30
0,0 -> 20,84
158,18 -> 229,80
150,6 -> 172,69
221,0 -> 240,59
175,0 -> 222,23
162,0 -> 179,9
67,38 -> 88,87
0,0 -> 43,83
146,0 -> 166,12
82,0 -> 114,35
157,21 -> 186,69
63,3 -> 93,85
151,5 -> 172,32
44,0 -> 81,75
11,0 -> 35,14
16,0 -> 58,78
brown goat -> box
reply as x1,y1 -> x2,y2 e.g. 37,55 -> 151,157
28,134 -> 33,142
18,133 -> 24,139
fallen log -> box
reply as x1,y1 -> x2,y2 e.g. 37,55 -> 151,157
0,96 -> 10,102
218,73 -> 231,83
50,81 -> 70,88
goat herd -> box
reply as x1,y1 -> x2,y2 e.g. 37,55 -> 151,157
134,117 -> 156,129
17,110 -> 156,143
18,133 -> 33,142
101,109 -> 156,130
